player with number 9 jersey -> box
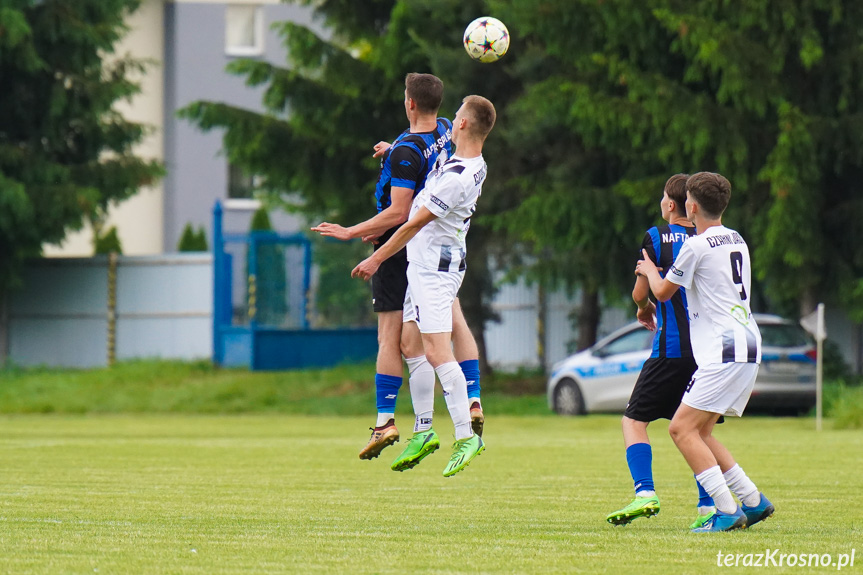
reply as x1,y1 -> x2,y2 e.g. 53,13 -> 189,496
665,226 -> 761,367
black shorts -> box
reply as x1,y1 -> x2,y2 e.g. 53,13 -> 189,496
624,357 -> 698,422
371,227 -> 408,313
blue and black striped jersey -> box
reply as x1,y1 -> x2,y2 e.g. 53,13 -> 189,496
374,118 -> 453,213
641,224 -> 697,359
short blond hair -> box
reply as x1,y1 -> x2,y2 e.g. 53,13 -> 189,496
461,95 -> 496,139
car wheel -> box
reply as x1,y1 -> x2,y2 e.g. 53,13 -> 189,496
553,378 -> 585,415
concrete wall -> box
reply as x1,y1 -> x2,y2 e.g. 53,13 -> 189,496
6,255 -> 212,368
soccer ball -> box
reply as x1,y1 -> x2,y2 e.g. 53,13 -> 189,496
463,17 -> 510,63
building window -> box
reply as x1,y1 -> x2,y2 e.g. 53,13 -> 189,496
227,162 -> 261,210
225,4 -> 264,56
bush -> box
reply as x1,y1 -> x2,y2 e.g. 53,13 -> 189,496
94,226 -> 123,255
177,223 -> 208,251
823,380 -> 863,430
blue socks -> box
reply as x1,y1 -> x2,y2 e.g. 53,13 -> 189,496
459,359 -> 481,400
696,476 -> 715,507
625,445 -> 714,508
375,373 -> 402,414
626,443 -> 655,495
375,362 -> 477,421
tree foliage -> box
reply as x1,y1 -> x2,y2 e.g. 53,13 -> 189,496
496,0 -> 863,319
0,0 -> 163,293
247,206 -> 288,326
180,0 -> 516,365
183,0 -> 863,362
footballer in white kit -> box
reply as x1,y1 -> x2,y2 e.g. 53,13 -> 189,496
636,172 -> 774,533
402,154 -> 487,333
665,225 -> 762,416
351,95 -> 496,478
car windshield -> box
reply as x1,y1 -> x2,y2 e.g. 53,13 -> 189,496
760,323 -> 812,347
596,328 -> 654,356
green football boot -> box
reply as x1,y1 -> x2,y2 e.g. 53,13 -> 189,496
606,495 -> 660,525
443,434 -> 485,477
391,429 -> 440,472
689,511 -> 716,530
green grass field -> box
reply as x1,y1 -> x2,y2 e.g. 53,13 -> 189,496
1,414 -> 860,574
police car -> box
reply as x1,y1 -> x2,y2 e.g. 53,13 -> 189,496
547,314 -> 816,416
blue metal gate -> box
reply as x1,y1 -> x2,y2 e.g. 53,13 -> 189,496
212,201 -> 377,370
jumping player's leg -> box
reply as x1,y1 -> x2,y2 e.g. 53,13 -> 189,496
401,319 -> 434,433
359,248 -> 409,460
402,297 -> 473,436
357,310 -> 404,460
407,264 -> 483,477
390,315 -> 441,472
391,296 -> 480,472
452,298 -> 483,435
375,310 -> 403,426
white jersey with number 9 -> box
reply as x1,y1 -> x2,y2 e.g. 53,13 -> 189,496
665,225 -> 762,367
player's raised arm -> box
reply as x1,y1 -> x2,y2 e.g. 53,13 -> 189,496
372,141 -> 391,158
311,185 -> 413,241
636,249 -> 680,302
351,206 -> 437,280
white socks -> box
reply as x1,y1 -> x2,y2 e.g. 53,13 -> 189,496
434,361 -> 472,440
695,466 -> 737,514
376,412 -> 394,428
723,464 -> 761,508
402,357 -> 475,439
406,355 -> 435,432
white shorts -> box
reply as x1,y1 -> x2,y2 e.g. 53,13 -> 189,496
403,264 -> 464,334
681,362 -> 760,417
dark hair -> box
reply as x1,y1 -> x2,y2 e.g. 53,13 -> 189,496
686,172 -> 731,218
461,95 -> 496,139
405,73 -> 443,114
664,174 -> 689,216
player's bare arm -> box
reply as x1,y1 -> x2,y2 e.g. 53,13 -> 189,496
635,249 -> 680,302
311,186 -> 413,241
632,274 -> 656,331
372,141 -> 391,158
351,207 -> 437,280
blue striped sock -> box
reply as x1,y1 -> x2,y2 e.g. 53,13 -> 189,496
626,443 -> 654,494
375,373 -> 402,413
460,359 -> 481,400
